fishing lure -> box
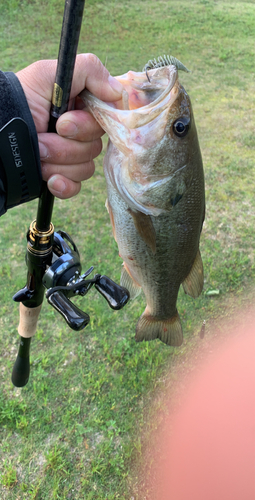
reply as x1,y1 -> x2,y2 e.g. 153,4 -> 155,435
143,54 -> 190,82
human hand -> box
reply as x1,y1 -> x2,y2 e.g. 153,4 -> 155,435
16,54 -> 123,199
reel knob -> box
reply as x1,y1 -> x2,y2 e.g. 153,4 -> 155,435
47,290 -> 90,331
95,275 -> 130,310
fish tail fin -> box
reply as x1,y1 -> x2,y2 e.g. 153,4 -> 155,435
120,265 -> 141,299
135,310 -> 183,346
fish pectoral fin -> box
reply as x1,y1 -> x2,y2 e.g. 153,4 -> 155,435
182,249 -> 204,298
121,265 -> 141,299
135,310 -> 183,346
128,208 -> 156,254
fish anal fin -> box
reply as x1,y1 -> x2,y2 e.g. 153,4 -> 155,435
121,264 -> 141,299
182,249 -> 204,298
128,208 -> 156,254
135,310 -> 183,347
105,199 -> 117,241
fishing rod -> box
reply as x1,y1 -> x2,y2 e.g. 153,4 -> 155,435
11,0 -> 129,388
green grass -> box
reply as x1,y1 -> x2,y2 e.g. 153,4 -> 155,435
1,0 -> 255,498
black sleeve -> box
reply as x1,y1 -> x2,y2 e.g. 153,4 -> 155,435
0,71 -> 42,216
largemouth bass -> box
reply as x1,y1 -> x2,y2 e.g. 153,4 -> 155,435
80,61 -> 205,346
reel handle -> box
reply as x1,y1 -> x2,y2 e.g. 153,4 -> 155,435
47,290 -> 90,331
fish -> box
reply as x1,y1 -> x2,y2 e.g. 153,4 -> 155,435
80,59 -> 205,346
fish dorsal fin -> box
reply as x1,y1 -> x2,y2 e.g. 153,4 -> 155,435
128,208 -> 156,254
182,249 -> 204,298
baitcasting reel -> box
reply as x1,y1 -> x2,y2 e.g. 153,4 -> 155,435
42,230 -> 129,330
11,230 -> 129,387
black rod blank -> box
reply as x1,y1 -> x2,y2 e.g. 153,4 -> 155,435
37,0 -> 86,231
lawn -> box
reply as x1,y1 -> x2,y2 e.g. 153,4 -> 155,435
0,0 -> 255,498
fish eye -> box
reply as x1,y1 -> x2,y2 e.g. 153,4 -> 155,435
173,117 -> 190,138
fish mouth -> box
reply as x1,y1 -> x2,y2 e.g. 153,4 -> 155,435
79,65 -> 178,141
114,65 -> 177,112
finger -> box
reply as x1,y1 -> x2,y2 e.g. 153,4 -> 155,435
38,133 -> 102,164
16,55 -> 123,126
47,174 -> 81,199
56,109 -> 104,141
70,53 -> 123,101
41,160 -> 95,183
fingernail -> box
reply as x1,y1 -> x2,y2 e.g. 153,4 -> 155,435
39,142 -> 48,159
57,120 -> 78,138
108,75 -> 123,95
48,176 -> 66,194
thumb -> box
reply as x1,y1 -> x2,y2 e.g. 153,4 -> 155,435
71,53 -> 123,102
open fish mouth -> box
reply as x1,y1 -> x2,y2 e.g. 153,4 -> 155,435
114,65 -> 178,113
79,65 -> 179,139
